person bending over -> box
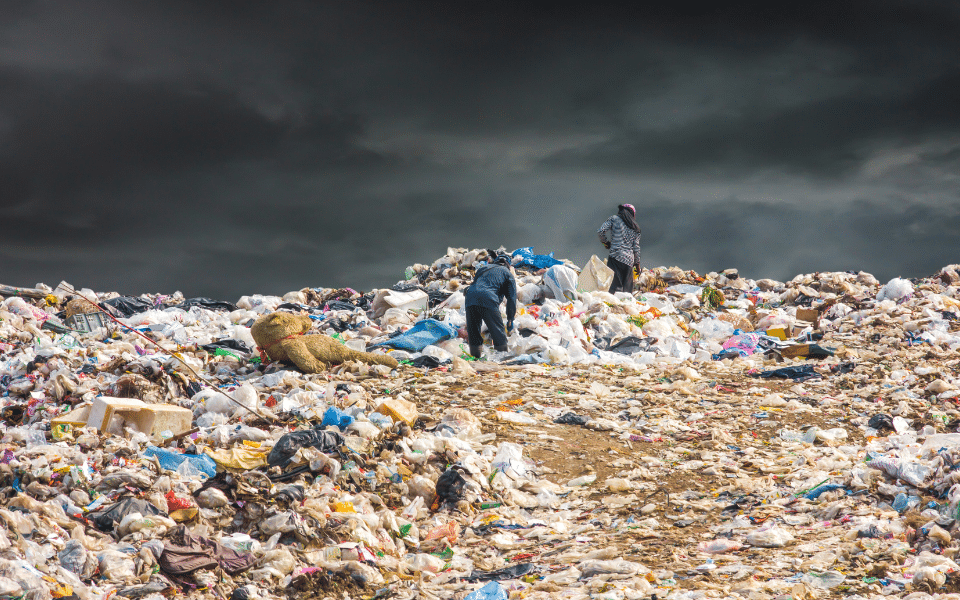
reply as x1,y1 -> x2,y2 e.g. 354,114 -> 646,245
464,253 -> 517,359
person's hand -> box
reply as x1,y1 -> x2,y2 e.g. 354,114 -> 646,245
603,241 -> 611,250
506,320 -> 515,334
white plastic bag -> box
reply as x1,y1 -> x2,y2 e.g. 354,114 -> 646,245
876,277 -> 914,302
745,526 -> 795,548
516,283 -> 542,304
578,255 -> 614,293
543,265 -> 579,302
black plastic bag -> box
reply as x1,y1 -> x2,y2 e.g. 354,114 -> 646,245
390,282 -> 423,293
463,562 -> 535,582
554,412 -> 589,426
868,414 -> 895,432
435,467 -> 468,505
605,336 -> 653,355
428,290 -> 452,308
274,484 -> 305,503
753,365 -> 820,382
201,339 -> 251,354
857,525 -> 883,538
100,296 -> 154,318
408,355 -> 450,369
174,297 -> 238,312
267,429 -> 344,468
324,300 -> 358,312
89,497 -> 166,533
831,362 -> 857,374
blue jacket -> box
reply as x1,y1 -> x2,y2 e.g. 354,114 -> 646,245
464,264 -> 517,321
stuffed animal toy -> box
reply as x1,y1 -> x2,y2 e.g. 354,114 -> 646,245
251,312 -> 398,373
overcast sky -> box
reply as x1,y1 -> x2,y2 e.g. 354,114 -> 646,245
2,1 -> 959,299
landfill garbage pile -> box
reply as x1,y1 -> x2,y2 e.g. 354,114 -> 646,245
0,254 -> 959,600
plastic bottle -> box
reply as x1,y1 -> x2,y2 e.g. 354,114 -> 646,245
697,539 -> 742,554
401,496 -> 424,519
566,474 -> 597,487
801,570 -> 845,589
779,429 -> 803,442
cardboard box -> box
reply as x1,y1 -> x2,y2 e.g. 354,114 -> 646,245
766,328 -> 788,341
795,308 -> 820,328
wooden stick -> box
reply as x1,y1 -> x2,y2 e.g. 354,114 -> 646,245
0,284 -> 48,299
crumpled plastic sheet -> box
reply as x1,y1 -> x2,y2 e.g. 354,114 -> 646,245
511,247 -> 563,270
372,318 -> 458,352
267,428 -> 344,468
753,364 -> 821,382
720,329 -> 763,356
143,447 -> 218,479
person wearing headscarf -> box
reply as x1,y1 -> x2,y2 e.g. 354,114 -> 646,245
463,251 -> 518,359
597,203 -> 642,294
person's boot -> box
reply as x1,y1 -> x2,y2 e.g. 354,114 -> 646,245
494,345 -> 508,352
469,345 -> 482,359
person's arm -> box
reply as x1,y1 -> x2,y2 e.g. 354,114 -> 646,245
633,231 -> 642,267
597,217 -> 612,248
504,272 -> 517,324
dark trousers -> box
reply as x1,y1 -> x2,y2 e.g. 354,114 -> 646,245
466,305 -> 508,349
607,256 -> 634,294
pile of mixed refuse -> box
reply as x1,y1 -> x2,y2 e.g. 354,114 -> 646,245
1,248 -> 960,600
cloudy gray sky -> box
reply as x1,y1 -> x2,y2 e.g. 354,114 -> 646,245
2,1 -> 959,299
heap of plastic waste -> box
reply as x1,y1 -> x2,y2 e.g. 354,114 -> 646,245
0,254 -> 959,600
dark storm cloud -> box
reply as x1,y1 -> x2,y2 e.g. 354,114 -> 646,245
1,1 -> 959,298
541,68 -> 960,177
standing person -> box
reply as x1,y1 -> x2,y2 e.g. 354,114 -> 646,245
597,203 -> 642,294
464,252 -> 517,359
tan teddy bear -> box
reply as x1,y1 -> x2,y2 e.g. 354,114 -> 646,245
251,312 -> 398,373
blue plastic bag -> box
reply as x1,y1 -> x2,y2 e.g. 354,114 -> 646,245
802,482 -> 845,500
372,319 -> 458,353
142,446 -> 217,479
321,407 -> 355,430
511,247 -> 562,270
465,581 -> 507,600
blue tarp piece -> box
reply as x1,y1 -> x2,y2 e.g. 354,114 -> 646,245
511,247 -> 563,270
143,446 -> 217,479
372,319 -> 458,352
465,581 -> 507,600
